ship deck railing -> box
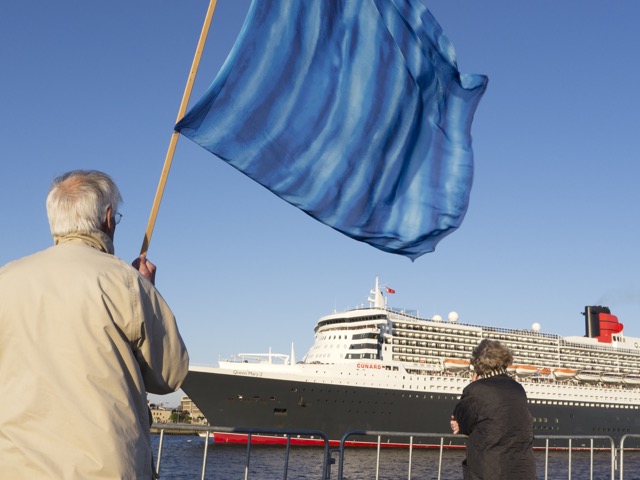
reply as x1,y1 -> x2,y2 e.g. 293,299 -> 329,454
152,424 -> 627,479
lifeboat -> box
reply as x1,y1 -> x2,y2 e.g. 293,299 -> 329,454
515,365 -> 538,377
623,374 -> 640,386
537,367 -> 551,375
443,358 -> 470,372
507,365 -> 517,375
552,368 -> 577,380
601,373 -> 624,384
576,371 -> 601,383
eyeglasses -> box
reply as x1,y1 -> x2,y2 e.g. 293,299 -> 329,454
113,212 -> 123,225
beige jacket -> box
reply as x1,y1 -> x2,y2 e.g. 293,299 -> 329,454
0,232 -> 188,479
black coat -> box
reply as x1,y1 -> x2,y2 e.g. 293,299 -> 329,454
453,374 -> 536,480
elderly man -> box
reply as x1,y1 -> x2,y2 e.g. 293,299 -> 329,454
0,170 -> 188,479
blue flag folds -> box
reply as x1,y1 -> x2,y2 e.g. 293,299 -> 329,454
176,0 -> 487,260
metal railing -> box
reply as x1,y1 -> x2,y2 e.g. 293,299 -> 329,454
336,431 -> 617,480
152,424 -> 333,479
152,425 -> 623,479
534,435 -> 616,480
618,434 -> 640,480
336,430 -> 464,480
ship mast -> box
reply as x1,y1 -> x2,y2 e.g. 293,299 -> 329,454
368,276 -> 386,309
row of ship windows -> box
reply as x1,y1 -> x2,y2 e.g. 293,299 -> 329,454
311,343 -> 378,350
394,332 -> 562,357
320,329 -> 639,365
533,418 -> 558,423
345,353 -> 378,359
391,323 -> 478,334
393,324 -> 558,347
564,340 -> 636,354
318,316 -> 385,329
561,348 -> 638,358
487,330 -> 557,345
395,328 -> 640,360
394,338 -> 475,349
315,340 -> 638,372
529,399 -> 639,409
305,351 -> 347,361
393,346 -> 470,354
391,348 -> 639,373
316,324 -> 382,336
305,352 -> 379,360
393,353 -> 468,361
393,332 -> 478,343
593,427 -> 631,433
528,425 -> 632,435
335,370 -> 640,400
371,319 -> 636,357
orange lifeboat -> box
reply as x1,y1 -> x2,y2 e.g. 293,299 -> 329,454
443,358 -> 470,372
515,365 -> 537,377
552,368 -> 577,380
576,370 -> 601,383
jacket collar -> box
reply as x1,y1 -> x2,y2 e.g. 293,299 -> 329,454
53,231 -> 115,255
477,368 -> 508,379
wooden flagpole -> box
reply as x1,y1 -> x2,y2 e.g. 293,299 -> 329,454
140,0 -> 218,256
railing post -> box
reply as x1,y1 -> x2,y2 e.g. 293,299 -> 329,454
324,446 -> 336,480
610,437 -> 616,480
620,435 -> 625,480
337,440 -> 346,479
407,435 -> 414,479
155,428 -> 165,477
437,437 -> 445,480
568,438 -> 572,479
544,438 -> 550,480
283,435 -> 291,480
375,435 -> 382,480
589,438 -> 594,480
201,430 -> 210,480
244,433 -> 252,480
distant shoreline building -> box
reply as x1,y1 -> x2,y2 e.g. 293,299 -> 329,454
180,395 -> 208,424
148,395 -> 208,425
148,403 -> 173,424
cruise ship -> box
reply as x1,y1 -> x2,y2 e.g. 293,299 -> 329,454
182,278 -> 640,447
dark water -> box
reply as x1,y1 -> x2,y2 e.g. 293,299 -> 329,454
151,434 -> 640,479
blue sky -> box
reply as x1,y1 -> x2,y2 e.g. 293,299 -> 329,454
2,1 -> 639,406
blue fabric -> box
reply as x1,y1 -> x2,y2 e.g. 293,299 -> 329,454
176,0 -> 487,260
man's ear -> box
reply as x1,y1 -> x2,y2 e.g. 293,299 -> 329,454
101,206 -> 115,239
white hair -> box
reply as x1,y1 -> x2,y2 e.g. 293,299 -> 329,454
46,170 -> 122,237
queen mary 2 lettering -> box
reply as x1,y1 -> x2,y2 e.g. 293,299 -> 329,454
181,278 -> 640,448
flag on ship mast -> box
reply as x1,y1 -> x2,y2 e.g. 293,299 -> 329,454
175,0 -> 488,260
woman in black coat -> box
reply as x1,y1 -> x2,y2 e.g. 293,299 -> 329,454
450,339 -> 536,480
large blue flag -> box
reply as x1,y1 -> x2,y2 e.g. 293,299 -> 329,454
176,0 -> 487,260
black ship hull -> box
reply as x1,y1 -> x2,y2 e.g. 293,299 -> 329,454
182,370 -> 640,447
